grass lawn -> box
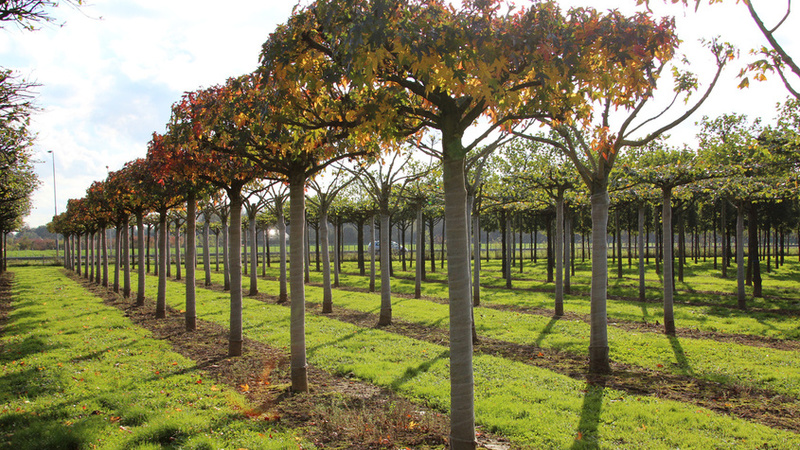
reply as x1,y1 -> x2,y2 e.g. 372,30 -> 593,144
128,267 -> 799,449
0,267 -> 304,449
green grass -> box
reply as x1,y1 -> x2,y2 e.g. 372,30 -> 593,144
0,267 -> 304,449
185,265 -> 800,398
128,267 -> 798,449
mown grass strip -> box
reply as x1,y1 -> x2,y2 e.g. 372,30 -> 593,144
137,269 -> 800,449
0,267 -> 303,450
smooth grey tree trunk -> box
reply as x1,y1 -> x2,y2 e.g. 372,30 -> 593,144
249,214 -> 258,296
369,216 -> 376,292
289,177 -> 308,392
378,210 -> 392,325
174,220 -> 182,281
136,213 -> 146,306
222,216 -> 230,291
186,193 -> 197,331
122,218 -> 131,299
102,228 -> 108,287
564,211 -> 572,295
76,232 -> 82,276
415,208 -> 423,299
87,232 -> 93,281
113,229 -> 119,292
442,155 -> 475,449
472,212 -> 481,307
555,191 -> 564,316
228,194 -> 244,357
736,202 -> 746,307
662,188 -> 676,335
203,218 -> 212,286
589,191 -> 611,373
304,222 -> 311,283
333,220 -> 340,288
321,211 -> 333,313
638,204 -> 646,301
278,206 -> 288,303
156,213 -> 168,319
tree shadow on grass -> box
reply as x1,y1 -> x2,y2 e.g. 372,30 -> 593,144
390,349 -> 448,391
668,335 -> 693,376
570,379 -> 605,450
534,316 -> 560,348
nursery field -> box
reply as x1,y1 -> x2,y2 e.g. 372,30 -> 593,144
1,259 -> 799,449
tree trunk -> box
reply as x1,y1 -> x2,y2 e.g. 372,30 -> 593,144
472,211 -> 481,307
430,218 -> 436,273
146,225 -> 151,274
304,222 -> 311,284
378,208 -> 392,326
748,203 -> 762,298
112,229 -> 118,292
736,202 -> 746,309
616,209 -> 623,279
175,220 -> 182,281
222,216 -> 230,291
505,213 -> 512,289
638,203 -> 646,302
369,215 -> 376,293
415,208 -> 423,299
203,217 -> 212,286
565,211 -> 572,294
228,193 -> 244,357
156,212 -> 168,319
662,188 -> 676,335
442,153 -> 475,450
278,206 -> 288,303
101,228 -> 108,287
321,211 -> 333,313
87,232 -> 92,280
589,191 -> 611,373
333,220 -> 340,288
721,202 -> 728,278
555,192 -> 564,316
136,212 -> 146,306
249,214 -> 258,296
289,176 -> 308,392
186,193 -> 197,332
122,218 -> 131,299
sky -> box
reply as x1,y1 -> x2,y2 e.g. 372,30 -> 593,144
1,0 -> 796,228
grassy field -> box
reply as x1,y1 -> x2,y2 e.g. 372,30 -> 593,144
0,268 -> 305,449
4,255 -> 799,448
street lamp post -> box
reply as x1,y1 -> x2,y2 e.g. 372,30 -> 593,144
47,150 -> 58,261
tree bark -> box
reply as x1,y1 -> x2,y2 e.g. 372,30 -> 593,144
222,215 -> 230,291
748,203 -> 762,298
101,228 -> 108,287
736,202 -> 746,309
175,220 -> 182,281
662,188 -> 676,335
228,193 -> 244,357
122,218 -> 131,299
156,212 -> 168,319
278,205 -> 288,303
186,193 -> 197,332
203,216 -> 212,286
638,203 -> 646,302
136,212 -> 146,306
442,153 -> 475,450
378,208 -> 392,325
415,208 -> 423,299
589,191 -> 611,373
472,211 -> 481,307
555,191 -> 564,316
289,176 -> 308,392
249,213 -> 258,296
369,215 -> 376,293
321,211 -> 333,313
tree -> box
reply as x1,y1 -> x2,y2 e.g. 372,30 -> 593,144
510,27 -> 731,373
167,87 -> 264,355
624,141 -> 716,333
0,0 -> 83,31
347,151 -> 420,325
307,169 -> 355,313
